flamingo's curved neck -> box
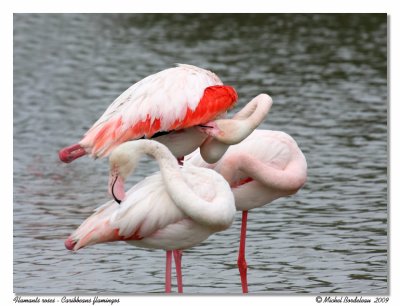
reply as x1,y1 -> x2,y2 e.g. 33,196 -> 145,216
227,93 -> 273,141
110,140 -> 234,230
197,94 -> 272,163
233,94 -> 272,125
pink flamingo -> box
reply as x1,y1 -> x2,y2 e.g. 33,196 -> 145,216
59,64 -> 240,163
63,86 -> 273,292
65,139 -> 236,293
185,129 -> 308,293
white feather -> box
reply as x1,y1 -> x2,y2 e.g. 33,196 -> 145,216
85,64 -> 222,136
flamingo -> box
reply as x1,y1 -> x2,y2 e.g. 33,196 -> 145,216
65,139 -> 236,293
185,129 -> 308,293
59,64 -> 241,164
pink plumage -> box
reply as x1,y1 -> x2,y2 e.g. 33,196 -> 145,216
65,140 -> 236,293
186,129 -> 307,292
59,64 -> 237,163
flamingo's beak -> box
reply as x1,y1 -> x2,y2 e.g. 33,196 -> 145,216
108,173 -> 126,204
197,122 -> 223,138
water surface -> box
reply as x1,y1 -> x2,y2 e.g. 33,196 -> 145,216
13,13 -> 387,294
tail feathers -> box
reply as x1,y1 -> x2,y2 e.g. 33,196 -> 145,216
66,221 -> 119,251
65,202 -> 120,251
65,201 -> 145,251
79,115 -> 162,159
59,143 -> 87,163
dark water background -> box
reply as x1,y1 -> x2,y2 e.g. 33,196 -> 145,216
13,14 -> 387,294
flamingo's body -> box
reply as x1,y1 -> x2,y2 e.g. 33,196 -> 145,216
186,129 -> 307,210
65,170 -> 234,252
65,140 -> 236,293
186,129 -> 307,292
59,64 -> 237,163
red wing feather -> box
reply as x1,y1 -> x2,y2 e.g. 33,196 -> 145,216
84,85 -> 237,157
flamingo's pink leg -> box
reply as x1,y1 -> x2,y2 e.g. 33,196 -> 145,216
165,156 -> 183,294
238,210 -> 249,293
173,250 -> 183,293
165,250 -> 172,293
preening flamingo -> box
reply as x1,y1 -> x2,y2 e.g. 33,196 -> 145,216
185,129 -> 308,293
65,139 -> 236,293
197,93 -> 273,163
59,64 -> 239,163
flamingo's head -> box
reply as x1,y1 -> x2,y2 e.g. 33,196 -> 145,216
198,119 -> 251,145
198,93 -> 273,146
108,141 -> 143,204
